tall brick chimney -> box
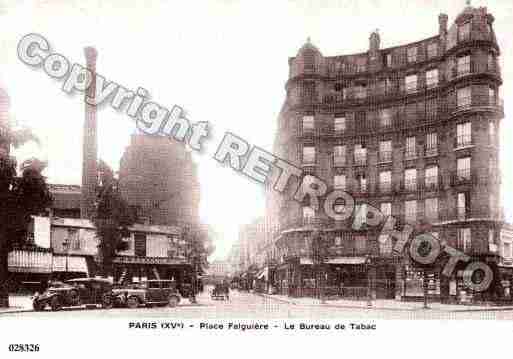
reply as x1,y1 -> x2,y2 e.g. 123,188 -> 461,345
81,46 -> 98,219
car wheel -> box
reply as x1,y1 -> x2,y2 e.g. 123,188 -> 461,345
33,301 -> 45,311
102,294 -> 114,309
168,295 -> 180,308
126,296 -> 139,309
50,297 -> 62,311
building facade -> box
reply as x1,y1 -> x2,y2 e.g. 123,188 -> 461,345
8,216 -> 192,289
265,5 -> 506,302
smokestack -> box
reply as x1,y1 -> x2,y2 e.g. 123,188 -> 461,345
81,46 -> 98,219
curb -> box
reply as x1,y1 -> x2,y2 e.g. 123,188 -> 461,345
255,293 -> 513,312
0,308 -> 34,315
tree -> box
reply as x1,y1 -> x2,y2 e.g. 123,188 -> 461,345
93,160 -> 134,278
310,229 -> 329,300
0,121 -> 52,307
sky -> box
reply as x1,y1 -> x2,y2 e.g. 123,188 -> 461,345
0,0 -> 512,260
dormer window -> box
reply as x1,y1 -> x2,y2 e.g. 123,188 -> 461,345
407,47 -> 417,63
427,42 -> 438,59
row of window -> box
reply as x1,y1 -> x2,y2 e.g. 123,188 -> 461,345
302,121 -> 495,166
302,87 -> 498,134
303,190 -> 482,226
328,55 -> 496,101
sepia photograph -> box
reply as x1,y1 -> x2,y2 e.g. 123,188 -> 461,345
0,0 -> 513,357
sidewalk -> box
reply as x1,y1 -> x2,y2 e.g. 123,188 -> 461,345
0,295 -> 33,315
257,293 -> 513,312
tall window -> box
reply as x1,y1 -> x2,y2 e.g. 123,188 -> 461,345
354,144 -> 367,165
426,132 -> 437,155
459,22 -> 471,42
385,53 -> 392,67
456,122 -> 472,147
457,87 -> 472,108
405,200 -> 417,222
405,74 -> 418,93
379,171 -> 392,193
356,57 -> 366,73
334,117 -> 346,132
379,234 -> 393,255
457,192 -> 469,219
457,55 -> 471,76
303,145 -> 316,165
357,175 -> 367,192
354,84 -> 367,99
404,168 -> 417,191
301,82 -> 315,101
303,206 -> 315,220
68,229 -> 80,251
405,136 -> 416,159
426,69 -> 439,88
425,166 -> 438,190
302,115 -> 314,131
488,53 -> 496,72
425,198 -> 439,221
489,121 -> 496,144
380,202 -> 392,218
380,108 -> 392,128
334,174 -> 346,190
379,140 -> 392,162
457,157 -> 471,179
427,42 -> 438,58
457,228 -> 471,252
407,47 -> 417,63
489,86 -> 497,105
355,235 -> 367,254
333,145 -> 346,166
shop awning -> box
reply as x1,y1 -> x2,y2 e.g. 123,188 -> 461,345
326,257 -> 367,265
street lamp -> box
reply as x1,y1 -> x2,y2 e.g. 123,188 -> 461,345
365,254 -> 373,307
62,238 -> 70,281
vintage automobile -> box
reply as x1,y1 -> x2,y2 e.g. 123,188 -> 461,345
32,278 -> 115,311
112,279 -> 183,308
211,282 -> 229,301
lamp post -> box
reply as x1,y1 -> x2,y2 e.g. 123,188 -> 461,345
62,238 -> 70,281
365,254 -> 373,307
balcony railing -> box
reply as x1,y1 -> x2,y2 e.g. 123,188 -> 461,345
404,149 -> 417,160
403,179 -> 418,192
424,176 -> 439,191
333,156 -> 346,167
379,181 -> 392,194
455,135 -> 472,148
354,155 -> 367,166
425,146 -> 438,157
452,169 -> 472,185
378,151 -> 392,163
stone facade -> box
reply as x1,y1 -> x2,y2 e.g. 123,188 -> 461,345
265,5 -> 506,301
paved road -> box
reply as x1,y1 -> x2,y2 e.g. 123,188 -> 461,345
2,288 -> 513,319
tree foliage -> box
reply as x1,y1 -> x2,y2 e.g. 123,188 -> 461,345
0,123 -> 51,307
93,160 -> 135,277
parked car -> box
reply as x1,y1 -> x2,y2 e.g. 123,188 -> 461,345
32,278 -> 115,311
112,280 -> 182,308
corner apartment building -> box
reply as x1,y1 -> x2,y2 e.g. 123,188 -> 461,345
266,4 -> 505,301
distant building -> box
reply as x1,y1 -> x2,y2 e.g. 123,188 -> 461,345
119,134 -> 200,228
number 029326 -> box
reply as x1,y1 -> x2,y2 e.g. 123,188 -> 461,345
8,344 -> 40,352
